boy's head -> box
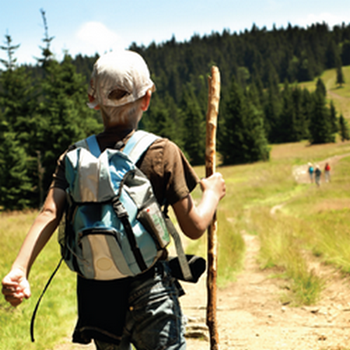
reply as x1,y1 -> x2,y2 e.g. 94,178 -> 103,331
88,50 -> 155,127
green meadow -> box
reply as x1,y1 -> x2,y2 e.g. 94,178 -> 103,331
3,138 -> 350,349
0,211 -> 77,350
189,138 -> 350,302
1,66 -> 350,349
1,139 -> 350,349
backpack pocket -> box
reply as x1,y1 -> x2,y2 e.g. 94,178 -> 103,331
76,228 -> 134,280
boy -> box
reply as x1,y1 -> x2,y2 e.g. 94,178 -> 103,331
2,50 -> 226,350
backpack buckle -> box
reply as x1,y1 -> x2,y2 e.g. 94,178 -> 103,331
112,199 -> 128,219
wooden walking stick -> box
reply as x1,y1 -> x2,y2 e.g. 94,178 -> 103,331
206,66 -> 221,350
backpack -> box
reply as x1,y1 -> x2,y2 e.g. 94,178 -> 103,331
31,130 -> 197,342
58,130 -> 191,281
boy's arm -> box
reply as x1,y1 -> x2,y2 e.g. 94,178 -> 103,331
2,187 -> 66,307
172,172 -> 225,240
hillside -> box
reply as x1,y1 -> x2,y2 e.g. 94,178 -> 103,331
300,65 -> 350,121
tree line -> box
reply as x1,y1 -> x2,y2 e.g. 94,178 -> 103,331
1,10 -> 350,210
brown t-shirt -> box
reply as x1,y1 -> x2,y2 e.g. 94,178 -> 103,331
51,127 -> 199,206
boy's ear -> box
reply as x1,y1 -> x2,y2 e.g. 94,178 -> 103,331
88,94 -> 100,110
141,90 -> 152,111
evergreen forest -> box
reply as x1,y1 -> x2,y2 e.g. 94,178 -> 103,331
1,10 -> 350,210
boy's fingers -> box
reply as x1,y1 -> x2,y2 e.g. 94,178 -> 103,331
2,280 -> 18,295
5,294 -> 23,307
2,286 -> 16,295
2,275 -> 17,284
23,286 -> 31,299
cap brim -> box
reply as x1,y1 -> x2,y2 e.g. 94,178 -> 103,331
87,100 -> 99,109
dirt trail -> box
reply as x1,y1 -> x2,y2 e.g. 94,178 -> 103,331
55,155 -> 350,350
57,235 -> 350,350
183,153 -> 350,350
292,153 -> 350,185
182,234 -> 350,350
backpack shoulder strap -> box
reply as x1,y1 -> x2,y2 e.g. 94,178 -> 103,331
123,130 -> 160,164
85,135 -> 101,158
73,135 -> 101,158
74,132 -> 158,161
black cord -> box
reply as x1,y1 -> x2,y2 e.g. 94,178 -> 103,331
30,258 -> 63,342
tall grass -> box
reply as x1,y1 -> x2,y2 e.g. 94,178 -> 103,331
301,156 -> 350,273
244,141 -> 350,305
188,139 -> 350,302
0,211 -> 77,350
254,208 -> 324,305
184,173 -> 246,288
213,140 -> 350,305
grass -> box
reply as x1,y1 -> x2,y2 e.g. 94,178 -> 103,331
0,211 -> 77,350
191,140 -> 350,305
2,139 -> 350,348
236,140 -> 350,305
190,138 -> 350,305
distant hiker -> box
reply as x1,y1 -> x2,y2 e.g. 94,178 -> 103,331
324,162 -> 331,182
315,165 -> 322,186
1,50 -> 226,350
308,162 -> 314,183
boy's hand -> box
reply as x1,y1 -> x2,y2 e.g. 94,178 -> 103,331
200,172 -> 226,201
2,268 -> 31,307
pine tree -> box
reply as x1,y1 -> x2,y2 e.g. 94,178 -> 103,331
262,68 -> 281,143
180,82 -> 205,165
329,100 -> 338,134
219,78 -> 269,165
336,61 -> 345,87
309,91 -> 335,144
316,78 -> 327,97
0,34 -> 38,208
37,9 -> 55,68
292,86 -> 308,140
300,88 -> 313,139
141,92 -> 185,150
341,40 -> 350,66
0,132 -> 32,210
0,33 -> 19,70
278,81 -> 297,142
34,11 -> 103,194
325,39 -> 339,69
0,35 -> 37,144
339,114 -> 350,141
37,54 -> 102,192
244,97 -> 270,163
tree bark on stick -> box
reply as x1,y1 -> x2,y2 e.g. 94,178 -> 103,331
205,66 -> 221,350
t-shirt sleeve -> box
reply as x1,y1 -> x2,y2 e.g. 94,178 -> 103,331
162,140 -> 200,205
137,138 -> 200,206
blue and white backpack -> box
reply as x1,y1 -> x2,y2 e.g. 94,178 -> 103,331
31,130 -> 194,342
58,130 -> 192,281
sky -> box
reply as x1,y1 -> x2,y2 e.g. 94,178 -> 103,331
1,0 -> 350,65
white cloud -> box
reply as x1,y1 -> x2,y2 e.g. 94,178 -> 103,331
49,21 -> 128,62
298,13 -> 346,28
12,21 -> 132,64
74,21 -> 126,54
